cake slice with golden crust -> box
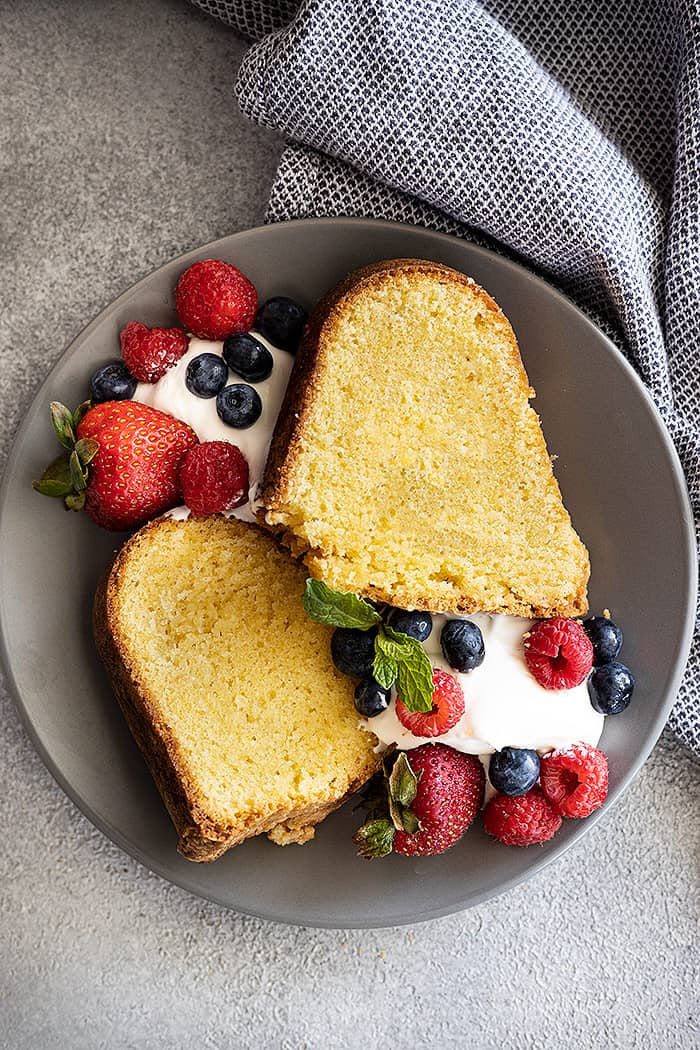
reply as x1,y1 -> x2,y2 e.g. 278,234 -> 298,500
93,515 -> 379,862
260,259 -> 589,618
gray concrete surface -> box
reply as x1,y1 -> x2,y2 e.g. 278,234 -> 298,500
1,2 -> 698,1048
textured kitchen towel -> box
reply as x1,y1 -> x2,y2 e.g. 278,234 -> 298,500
195,0 -> 699,755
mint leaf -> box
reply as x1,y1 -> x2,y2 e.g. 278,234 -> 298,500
375,624 -> 434,713
372,649 -> 398,689
302,579 -> 381,630
396,654 -> 434,713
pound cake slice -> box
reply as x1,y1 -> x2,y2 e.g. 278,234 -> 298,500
93,515 -> 379,862
260,259 -> 589,618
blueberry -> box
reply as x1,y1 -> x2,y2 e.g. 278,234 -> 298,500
185,353 -> 228,398
223,332 -> 274,383
583,616 -> 623,666
386,608 -> 433,642
255,296 -> 307,354
440,619 -> 485,673
354,678 -> 391,718
90,361 -> 136,402
588,661 -> 635,715
330,627 -> 376,678
489,748 -> 541,796
216,384 -> 262,428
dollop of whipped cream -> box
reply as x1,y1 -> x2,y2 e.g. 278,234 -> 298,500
365,613 -> 604,755
132,333 -> 293,523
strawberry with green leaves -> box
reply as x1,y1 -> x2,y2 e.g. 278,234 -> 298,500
354,745 -> 485,858
33,400 -> 198,531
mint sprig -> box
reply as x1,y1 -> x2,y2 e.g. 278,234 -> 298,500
302,579 -> 381,630
302,581 -> 434,713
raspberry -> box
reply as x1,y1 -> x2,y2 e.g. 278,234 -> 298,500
483,787 -> 562,846
179,441 -> 249,516
539,743 -> 609,818
175,259 -> 257,340
120,321 -> 188,383
396,669 -> 465,737
524,617 -> 593,690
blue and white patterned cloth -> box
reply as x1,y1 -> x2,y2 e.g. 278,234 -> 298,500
195,0 -> 699,755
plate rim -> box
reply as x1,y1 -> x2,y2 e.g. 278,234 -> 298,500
1,216 -> 696,929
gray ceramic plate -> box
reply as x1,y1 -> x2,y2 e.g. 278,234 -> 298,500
0,219 -> 695,929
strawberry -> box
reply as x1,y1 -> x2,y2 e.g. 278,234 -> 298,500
33,400 -> 198,531
120,321 -> 189,383
175,259 -> 258,341
353,744 -> 485,858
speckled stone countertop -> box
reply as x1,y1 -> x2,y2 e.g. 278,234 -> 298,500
1,3 -> 698,1048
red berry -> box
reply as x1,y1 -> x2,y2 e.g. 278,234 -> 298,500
483,786 -> 562,846
394,744 -> 484,856
524,617 -> 594,690
120,321 -> 188,383
180,441 -> 249,517
539,743 -> 609,818
77,401 -> 198,530
396,669 -> 465,737
175,259 -> 257,340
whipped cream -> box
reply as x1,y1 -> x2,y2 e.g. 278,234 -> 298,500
133,333 -> 293,522
365,613 -> 604,756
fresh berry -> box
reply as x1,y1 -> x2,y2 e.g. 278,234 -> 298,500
331,627 -> 376,678
90,361 -> 136,402
588,661 -> 635,715
175,259 -> 257,341
216,384 -> 262,428
255,296 -> 307,354
483,787 -> 562,846
179,441 -> 249,516
386,608 -> 433,641
394,745 -> 485,856
354,678 -> 391,718
489,747 -> 541,796
120,321 -> 188,383
524,618 -> 594,690
396,668 -> 464,737
354,745 -> 485,858
74,401 -> 198,530
440,619 -> 485,673
583,616 -> 624,666
223,332 -> 274,383
185,353 -> 229,398
540,743 -> 609,818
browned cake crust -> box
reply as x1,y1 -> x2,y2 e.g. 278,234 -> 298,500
259,259 -> 589,618
93,517 -> 379,862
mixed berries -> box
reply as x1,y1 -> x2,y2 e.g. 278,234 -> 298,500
341,601 -> 635,856
37,259 -> 307,528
